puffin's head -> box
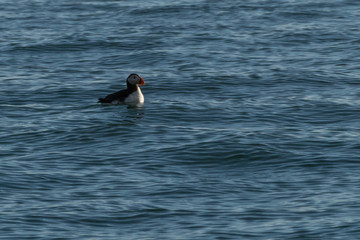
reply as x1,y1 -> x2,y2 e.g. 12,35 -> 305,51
127,73 -> 145,86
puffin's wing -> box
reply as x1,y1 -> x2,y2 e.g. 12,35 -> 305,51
98,89 -> 129,103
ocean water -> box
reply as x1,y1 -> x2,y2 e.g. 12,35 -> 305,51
1,0 -> 360,239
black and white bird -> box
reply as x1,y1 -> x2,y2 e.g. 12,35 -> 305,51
98,73 -> 145,105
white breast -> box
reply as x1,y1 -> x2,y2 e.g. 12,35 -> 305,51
124,87 -> 144,105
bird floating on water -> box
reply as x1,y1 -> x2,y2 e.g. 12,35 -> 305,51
98,73 -> 145,105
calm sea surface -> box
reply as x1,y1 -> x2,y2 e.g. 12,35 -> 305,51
1,0 -> 360,239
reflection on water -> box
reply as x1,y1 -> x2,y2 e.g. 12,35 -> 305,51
127,104 -> 145,120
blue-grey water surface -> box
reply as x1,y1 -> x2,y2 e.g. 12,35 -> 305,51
1,0 -> 360,239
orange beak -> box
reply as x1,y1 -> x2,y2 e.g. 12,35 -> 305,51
139,77 -> 145,86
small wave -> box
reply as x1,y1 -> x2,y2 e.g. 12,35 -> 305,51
130,2 -> 199,15
9,40 -> 140,53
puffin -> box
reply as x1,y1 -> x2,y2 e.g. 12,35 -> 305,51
98,73 -> 145,105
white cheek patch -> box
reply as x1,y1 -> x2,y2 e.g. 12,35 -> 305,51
128,76 -> 139,85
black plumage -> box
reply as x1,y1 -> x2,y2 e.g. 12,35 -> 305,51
98,81 -> 137,103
